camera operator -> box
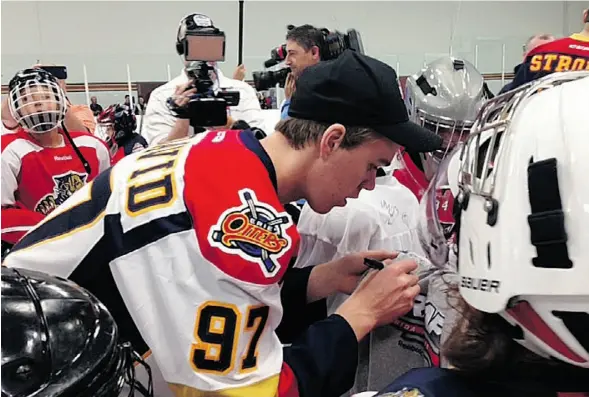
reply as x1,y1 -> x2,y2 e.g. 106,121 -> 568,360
142,13 -> 265,146
280,24 -> 323,119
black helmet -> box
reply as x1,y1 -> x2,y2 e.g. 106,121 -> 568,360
1,267 -> 153,397
175,13 -> 220,55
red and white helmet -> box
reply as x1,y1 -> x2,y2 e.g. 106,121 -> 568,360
96,105 -> 137,155
421,71 -> 589,368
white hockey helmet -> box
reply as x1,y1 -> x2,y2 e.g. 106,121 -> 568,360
453,71 -> 589,367
8,68 -> 67,134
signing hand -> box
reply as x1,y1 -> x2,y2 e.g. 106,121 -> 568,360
336,258 -> 420,341
307,250 -> 399,302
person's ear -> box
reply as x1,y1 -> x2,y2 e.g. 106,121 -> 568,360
318,123 -> 346,159
310,45 -> 321,60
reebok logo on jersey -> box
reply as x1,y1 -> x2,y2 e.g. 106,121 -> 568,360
209,189 -> 292,277
54,155 -> 73,161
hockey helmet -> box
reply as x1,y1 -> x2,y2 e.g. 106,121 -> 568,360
176,13 -> 221,56
404,57 -> 489,180
97,104 -> 137,155
1,267 -> 153,396
8,68 -> 67,134
419,71 -> 589,368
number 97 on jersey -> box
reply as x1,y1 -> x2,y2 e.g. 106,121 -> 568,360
190,301 -> 270,375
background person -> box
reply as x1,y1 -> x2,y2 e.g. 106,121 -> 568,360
142,13 -> 265,146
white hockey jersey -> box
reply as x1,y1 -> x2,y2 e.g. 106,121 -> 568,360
4,129 -> 361,397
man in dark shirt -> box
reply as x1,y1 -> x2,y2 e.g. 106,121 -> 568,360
90,96 -> 103,116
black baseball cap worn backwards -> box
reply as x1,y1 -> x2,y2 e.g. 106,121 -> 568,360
288,50 -> 443,152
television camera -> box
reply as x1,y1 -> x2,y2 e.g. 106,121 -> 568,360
168,28 -> 240,127
252,26 -> 365,91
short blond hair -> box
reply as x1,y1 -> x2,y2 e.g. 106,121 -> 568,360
275,117 -> 377,150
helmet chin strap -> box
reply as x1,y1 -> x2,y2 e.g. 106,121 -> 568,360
60,121 -> 92,175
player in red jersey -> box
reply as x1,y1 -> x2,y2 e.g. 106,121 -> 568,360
97,104 -> 148,165
1,68 -> 110,248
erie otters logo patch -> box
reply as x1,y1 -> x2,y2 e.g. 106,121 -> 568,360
209,189 -> 293,277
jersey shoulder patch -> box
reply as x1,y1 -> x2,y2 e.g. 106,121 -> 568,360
185,131 -> 299,285
208,188 -> 293,279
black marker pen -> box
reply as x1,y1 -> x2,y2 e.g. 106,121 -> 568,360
363,258 -> 385,270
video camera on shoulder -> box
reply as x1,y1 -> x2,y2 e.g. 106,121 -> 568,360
252,25 -> 365,91
169,27 -> 240,127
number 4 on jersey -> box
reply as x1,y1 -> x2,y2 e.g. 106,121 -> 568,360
190,301 -> 270,375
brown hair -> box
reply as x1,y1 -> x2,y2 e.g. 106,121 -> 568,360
442,291 -> 589,394
275,117 -> 377,150
442,289 -> 554,373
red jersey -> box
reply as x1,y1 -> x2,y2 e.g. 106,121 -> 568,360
1,128 -> 110,244
393,152 -> 455,233
393,152 -> 430,201
510,34 -> 589,90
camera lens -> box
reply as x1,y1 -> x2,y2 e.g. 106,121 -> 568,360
253,68 -> 290,91
270,44 -> 287,62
